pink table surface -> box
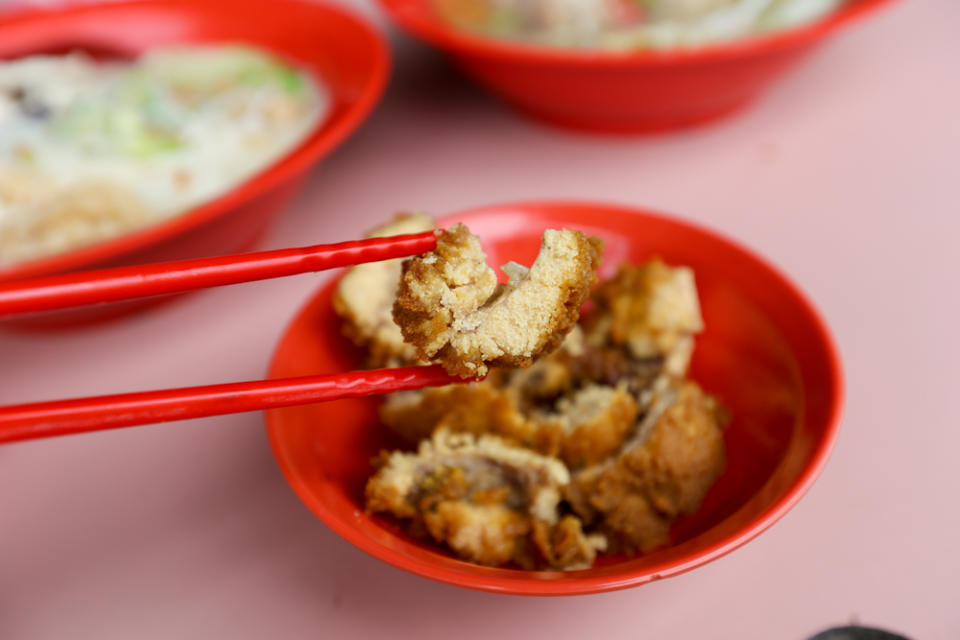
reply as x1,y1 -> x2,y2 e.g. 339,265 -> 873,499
1,0 -> 957,638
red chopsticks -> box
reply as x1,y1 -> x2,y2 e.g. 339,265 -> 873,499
0,366 -> 460,444
0,230 -> 463,443
0,231 -> 438,317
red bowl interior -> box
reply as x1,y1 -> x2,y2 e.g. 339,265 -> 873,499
377,0 -> 892,132
265,201 -> 844,595
0,0 -> 389,324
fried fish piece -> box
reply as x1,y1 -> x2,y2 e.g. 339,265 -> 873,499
381,328 -> 649,469
379,328 -> 587,447
332,213 -> 436,367
366,429 -> 603,569
379,382 -> 537,447
393,224 -> 603,378
584,259 -> 703,378
565,381 -> 726,554
535,384 -> 640,470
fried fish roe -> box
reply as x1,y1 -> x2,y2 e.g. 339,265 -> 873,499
565,382 -> 727,554
584,259 -> 704,378
366,430 -> 604,570
393,224 -> 603,378
332,213 -> 436,367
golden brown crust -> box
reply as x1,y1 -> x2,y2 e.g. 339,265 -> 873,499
550,385 -> 640,470
584,259 -> 703,378
394,224 -> 603,378
332,213 -> 436,368
531,516 -> 605,571
380,334 -> 651,467
565,382 -> 727,553
364,430 -> 601,569
379,383 -> 537,447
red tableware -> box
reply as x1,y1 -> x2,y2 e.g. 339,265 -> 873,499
0,0 -> 390,326
0,231 -> 459,444
0,232 -> 438,317
0,365 -> 459,444
377,0 -> 893,132
265,201 -> 844,595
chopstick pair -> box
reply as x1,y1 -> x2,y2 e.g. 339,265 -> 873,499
0,231 -> 464,444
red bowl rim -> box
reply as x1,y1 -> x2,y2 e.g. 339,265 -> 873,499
0,0 -> 390,282
377,0 -> 894,66
264,199 -> 845,596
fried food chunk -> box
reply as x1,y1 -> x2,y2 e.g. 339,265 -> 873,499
585,259 -> 703,378
565,381 -> 726,554
393,224 -> 603,378
380,327 -> 652,469
332,213 -> 436,367
536,384 -> 640,470
366,430 -> 603,569
349,234 -> 728,569
379,383 -> 537,447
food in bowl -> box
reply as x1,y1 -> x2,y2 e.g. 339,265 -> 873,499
335,215 -> 728,570
432,0 -> 846,50
334,213 -> 438,368
393,223 -> 603,378
0,44 -> 330,267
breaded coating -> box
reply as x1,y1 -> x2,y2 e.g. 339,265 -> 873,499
366,430 -> 603,570
381,380 -> 640,472
506,326 -> 583,402
536,384 -> 640,470
380,325 -> 658,469
565,382 -> 726,554
332,213 -> 436,367
394,224 -> 603,378
585,259 -> 703,378
379,329 -> 589,450
379,383 -> 537,447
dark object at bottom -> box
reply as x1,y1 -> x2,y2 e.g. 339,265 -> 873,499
809,626 -> 911,640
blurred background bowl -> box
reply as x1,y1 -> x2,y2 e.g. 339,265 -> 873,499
265,200 -> 844,595
0,0 -> 389,327
377,0 -> 892,132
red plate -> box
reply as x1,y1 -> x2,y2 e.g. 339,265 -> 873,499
265,201 -> 844,595
377,0 -> 893,132
0,0 -> 389,326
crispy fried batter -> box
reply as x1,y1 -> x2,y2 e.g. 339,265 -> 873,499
537,384 -> 640,470
380,324 -> 661,474
565,382 -> 726,553
366,430 -> 603,569
394,224 -> 603,378
379,383 -> 537,447
585,259 -> 703,378
332,213 -> 437,367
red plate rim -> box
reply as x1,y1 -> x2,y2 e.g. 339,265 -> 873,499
377,0 -> 895,67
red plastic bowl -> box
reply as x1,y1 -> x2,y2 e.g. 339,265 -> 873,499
0,0 -> 389,326
378,0 -> 892,132
265,201 -> 844,595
